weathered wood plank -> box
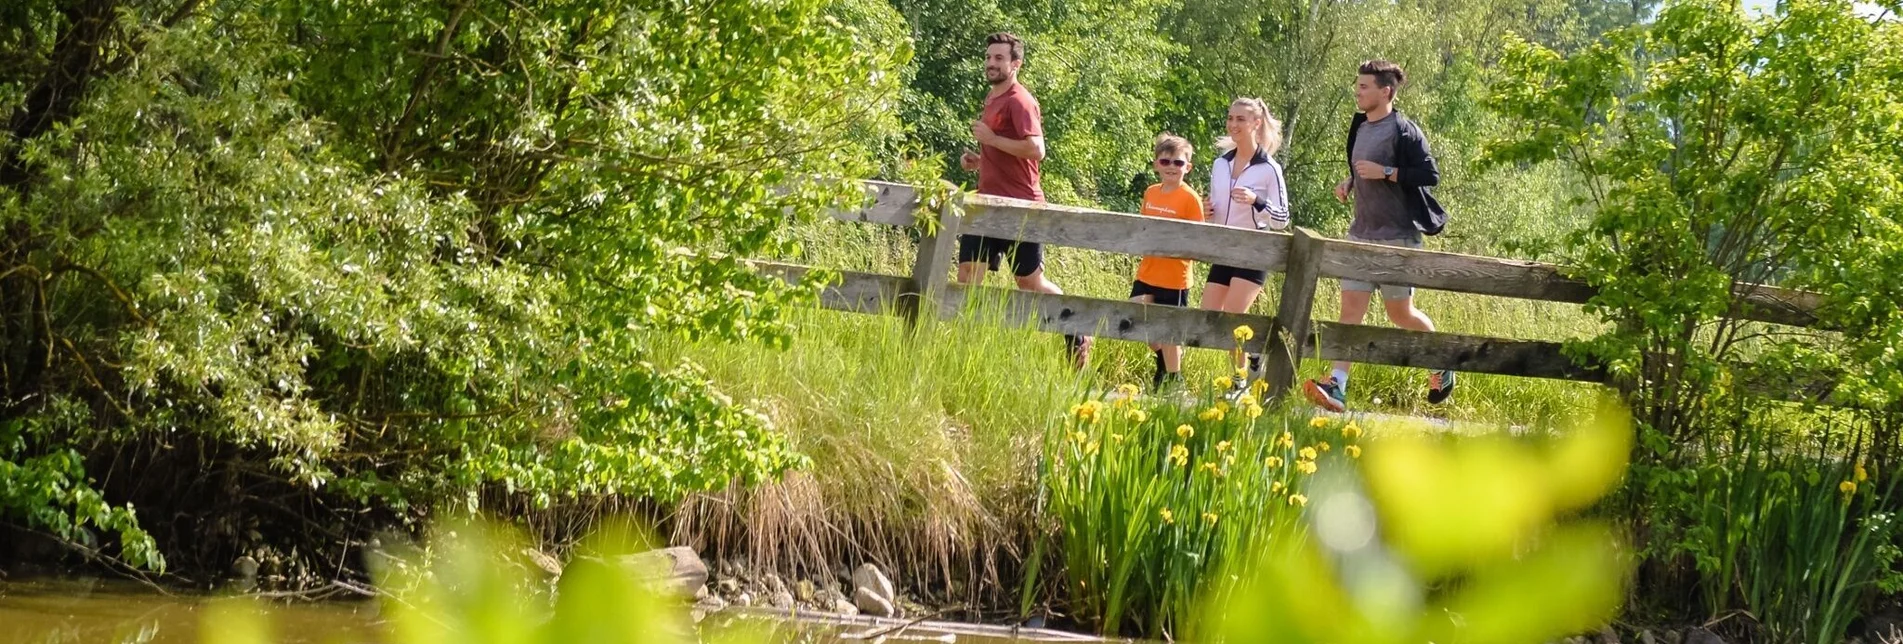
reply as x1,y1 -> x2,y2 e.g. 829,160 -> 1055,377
1315,237 -> 1596,304
903,202 -> 963,326
1731,284 -> 1824,328
827,180 -> 920,227
751,261 -> 909,314
1314,237 -> 1827,328
1264,228 -> 1326,398
961,193 -> 1291,271
940,285 -> 1273,353
1311,322 -> 1604,382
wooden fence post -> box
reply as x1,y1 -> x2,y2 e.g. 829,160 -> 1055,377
1263,227 -> 1325,401
901,197 -> 962,327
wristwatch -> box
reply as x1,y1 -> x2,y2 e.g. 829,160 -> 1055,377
1382,166 -> 1396,179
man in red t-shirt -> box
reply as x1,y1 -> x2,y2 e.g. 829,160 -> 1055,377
956,32 -> 1091,368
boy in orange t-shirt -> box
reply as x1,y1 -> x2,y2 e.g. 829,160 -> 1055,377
1131,134 -> 1205,389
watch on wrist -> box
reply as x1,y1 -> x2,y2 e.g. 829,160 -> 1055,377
1382,166 -> 1396,179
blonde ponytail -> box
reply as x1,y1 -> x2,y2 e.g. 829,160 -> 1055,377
1219,97 -> 1285,157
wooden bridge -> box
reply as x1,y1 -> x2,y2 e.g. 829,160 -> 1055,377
753,181 -> 1838,405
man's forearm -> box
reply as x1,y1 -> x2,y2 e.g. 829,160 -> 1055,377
989,136 -> 1045,160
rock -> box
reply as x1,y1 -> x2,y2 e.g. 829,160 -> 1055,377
770,589 -> 795,609
523,548 -> 562,578
695,594 -> 727,614
1639,630 -> 1659,644
231,556 -> 260,580
1664,630 -> 1683,644
852,563 -> 896,604
618,547 -> 708,599
763,573 -> 787,595
832,598 -> 859,616
1598,626 -> 1621,644
734,591 -> 753,607
1869,615 -> 1903,644
716,577 -> 740,596
854,586 -> 896,617
1683,628 -> 1726,644
796,579 -> 816,603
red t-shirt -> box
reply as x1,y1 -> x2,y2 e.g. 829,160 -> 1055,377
977,83 -> 1043,201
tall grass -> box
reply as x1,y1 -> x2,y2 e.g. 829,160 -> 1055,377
1648,411 -> 1901,643
652,292 -> 1085,597
1035,374 -> 1363,638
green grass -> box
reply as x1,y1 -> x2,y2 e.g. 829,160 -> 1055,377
649,293 -> 1085,595
651,214 -> 1617,596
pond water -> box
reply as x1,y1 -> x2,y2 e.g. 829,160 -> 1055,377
0,579 -> 1117,644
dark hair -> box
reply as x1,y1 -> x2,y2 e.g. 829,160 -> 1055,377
986,32 -> 1024,61
1358,59 -> 1406,89
1153,133 -> 1193,158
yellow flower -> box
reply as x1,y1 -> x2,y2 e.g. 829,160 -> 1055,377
1841,480 -> 1858,496
1071,400 -> 1104,423
1116,383 -> 1141,399
1296,460 -> 1318,475
1318,441 -> 1332,452
1126,409 -> 1149,424
1288,494 -> 1308,507
1856,463 -> 1869,482
1202,512 -> 1220,526
1234,367 -> 1249,381
1111,433 -> 1126,444
1299,447 -> 1318,460
1200,461 -> 1223,478
1264,456 -> 1284,468
1085,440 -> 1100,455
1309,416 -> 1330,429
1342,423 -> 1362,440
1233,325 -> 1255,342
1271,481 -> 1285,493
1200,407 -> 1226,422
1176,424 -> 1195,439
1250,379 -> 1271,398
1213,376 -> 1234,391
1216,440 -> 1233,453
1345,445 -> 1362,459
1169,443 -> 1190,467
1278,432 -> 1295,448
1216,401 -> 1232,412
1160,507 -> 1175,524
1242,402 -> 1263,419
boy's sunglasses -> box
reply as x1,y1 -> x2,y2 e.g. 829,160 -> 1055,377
1154,158 -> 1187,167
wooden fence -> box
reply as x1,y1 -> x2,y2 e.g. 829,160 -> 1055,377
753,180 -> 1840,405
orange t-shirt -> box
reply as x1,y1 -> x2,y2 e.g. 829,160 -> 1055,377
1133,183 -> 1205,290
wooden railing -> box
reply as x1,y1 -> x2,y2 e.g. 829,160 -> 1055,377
754,180 -> 1841,405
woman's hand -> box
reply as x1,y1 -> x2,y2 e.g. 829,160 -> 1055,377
1230,186 -> 1257,205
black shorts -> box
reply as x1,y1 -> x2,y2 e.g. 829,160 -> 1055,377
957,235 -> 1043,278
1129,280 -> 1189,307
1206,263 -> 1268,287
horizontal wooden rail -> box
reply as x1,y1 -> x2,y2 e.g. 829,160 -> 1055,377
832,181 -> 1830,329
755,261 -> 1848,407
758,261 -> 1583,380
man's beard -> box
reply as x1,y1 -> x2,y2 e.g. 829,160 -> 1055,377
985,68 -> 1006,84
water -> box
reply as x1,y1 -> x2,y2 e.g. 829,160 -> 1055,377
0,580 -> 1116,644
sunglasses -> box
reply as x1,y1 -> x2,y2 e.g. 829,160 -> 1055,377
1154,158 -> 1187,167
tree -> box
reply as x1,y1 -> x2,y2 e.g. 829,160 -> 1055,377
1485,0 -> 1903,451
0,0 -> 905,572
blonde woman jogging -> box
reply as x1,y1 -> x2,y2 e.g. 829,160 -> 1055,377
1203,97 -> 1289,396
